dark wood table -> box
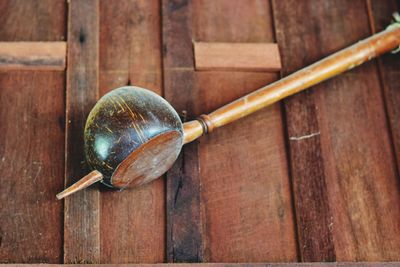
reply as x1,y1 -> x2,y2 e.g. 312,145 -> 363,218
1,0 -> 399,264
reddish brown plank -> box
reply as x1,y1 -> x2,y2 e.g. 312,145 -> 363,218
99,0 -> 165,263
368,0 -> 400,179
0,0 -> 66,41
194,42 -> 281,72
0,72 -> 65,263
1,264 -> 400,267
6,264 -> 400,267
195,73 -> 295,262
187,0 -> 297,262
273,0 -> 400,261
163,0 -> 205,262
164,0 -> 298,262
0,42 -> 66,71
63,0 -> 100,263
0,0 -> 66,263
164,72 -> 204,262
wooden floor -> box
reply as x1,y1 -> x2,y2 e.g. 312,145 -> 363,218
0,0 -> 399,264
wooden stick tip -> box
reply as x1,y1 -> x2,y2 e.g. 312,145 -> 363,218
56,170 -> 103,200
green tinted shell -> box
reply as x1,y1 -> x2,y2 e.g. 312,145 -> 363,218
84,86 -> 183,188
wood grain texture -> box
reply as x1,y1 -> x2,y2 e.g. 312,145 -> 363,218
1,1 -> 400,264
164,72 -> 205,262
0,0 -> 66,41
0,0 -> 66,263
0,42 -> 66,71
194,42 -> 281,72
0,72 -> 65,263
163,0 -> 205,262
273,0 -> 400,261
194,0 -> 297,262
99,0 -> 165,263
1,264 -> 400,267
196,72 -> 295,262
368,0 -> 400,178
164,0 -> 297,262
64,0 -> 100,263
190,28 -> 400,138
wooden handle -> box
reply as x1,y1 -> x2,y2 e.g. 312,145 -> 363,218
183,25 -> 400,144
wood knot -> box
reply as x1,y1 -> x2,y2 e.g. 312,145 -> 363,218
79,28 -> 86,44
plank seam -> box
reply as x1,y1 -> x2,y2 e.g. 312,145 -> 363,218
365,0 -> 400,178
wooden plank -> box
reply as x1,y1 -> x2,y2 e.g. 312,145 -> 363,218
162,0 -> 205,262
0,0 -> 66,41
63,0 -> 100,264
164,0 -> 297,262
0,72 -> 65,263
194,0 -> 296,262
368,0 -> 400,180
273,0 -> 400,261
192,1 -> 295,263
1,263 -> 400,267
194,42 -> 281,72
196,72 -> 295,262
0,0 -> 66,263
98,0 -> 165,263
0,42 -> 66,71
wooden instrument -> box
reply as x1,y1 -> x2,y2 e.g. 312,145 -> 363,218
57,21 -> 400,200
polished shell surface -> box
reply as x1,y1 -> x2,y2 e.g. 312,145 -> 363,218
84,86 -> 183,187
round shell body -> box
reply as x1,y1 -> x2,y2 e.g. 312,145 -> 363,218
84,86 -> 183,189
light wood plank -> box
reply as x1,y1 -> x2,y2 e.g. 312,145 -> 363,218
0,42 -> 66,71
194,42 -> 281,72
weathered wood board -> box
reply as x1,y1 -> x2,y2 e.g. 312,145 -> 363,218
0,42 -> 66,71
99,0 -> 165,263
63,0 -> 100,264
194,42 -> 281,71
273,0 -> 400,261
0,0 -> 66,263
0,0 -> 399,264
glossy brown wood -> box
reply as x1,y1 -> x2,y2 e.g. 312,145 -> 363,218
64,0 -> 100,263
0,42 -> 66,70
0,0 -> 66,263
194,42 -> 281,72
112,131 -> 182,188
83,86 -> 183,189
182,120 -> 203,144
